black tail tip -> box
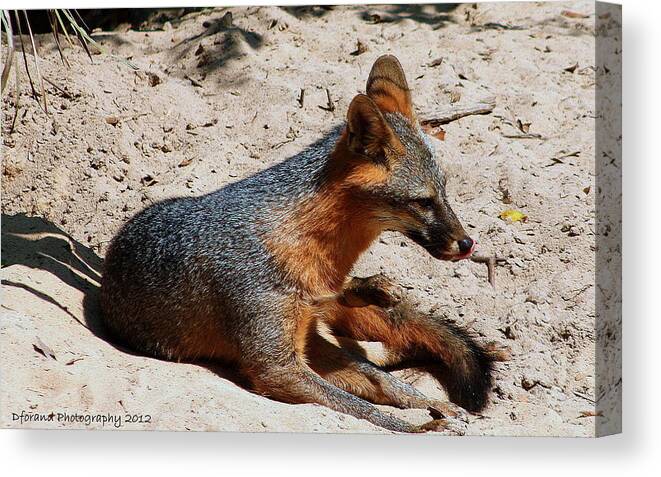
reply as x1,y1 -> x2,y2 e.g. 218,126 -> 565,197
431,323 -> 496,413
445,344 -> 495,413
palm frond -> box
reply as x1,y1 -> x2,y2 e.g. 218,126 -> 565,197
1,8 -> 139,126
13,10 -> 42,110
22,10 -> 48,113
60,9 -> 138,69
1,9 -> 15,93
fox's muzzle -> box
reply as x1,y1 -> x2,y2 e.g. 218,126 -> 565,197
403,211 -> 476,262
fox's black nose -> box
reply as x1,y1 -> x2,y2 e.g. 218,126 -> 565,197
458,237 -> 474,254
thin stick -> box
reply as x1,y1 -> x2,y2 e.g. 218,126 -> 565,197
13,10 -> 40,105
318,88 -> 335,112
61,9 -> 138,70
53,9 -> 74,47
419,100 -> 496,126
68,10 -> 94,64
43,76 -> 72,98
72,9 -> 91,33
502,132 -> 544,140
10,40 -> 20,133
1,10 -> 15,93
48,10 -> 70,67
326,88 -> 334,111
470,254 -> 506,287
23,10 -> 48,113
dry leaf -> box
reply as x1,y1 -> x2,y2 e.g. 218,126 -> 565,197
562,10 -> 589,19
578,410 -> 603,418
428,58 -> 443,68
499,209 -> 528,223
449,90 -> 462,103
498,178 -> 512,204
141,175 -> 158,186
516,118 -> 531,133
558,150 -> 581,159
583,186 -> 591,195
369,13 -> 382,24
421,123 -> 446,140
147,72 -> 161,87
431,129 -> 446,140
178,157 -> 193,168
33,336 -> 56,360
350,40 -> 368,56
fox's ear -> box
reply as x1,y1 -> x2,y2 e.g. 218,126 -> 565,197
346,94 -> 397,161
366,55 -> 414,121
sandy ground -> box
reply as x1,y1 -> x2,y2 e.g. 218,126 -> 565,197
1,2 -> 618,435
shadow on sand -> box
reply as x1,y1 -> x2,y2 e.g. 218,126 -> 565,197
1,212 -> 250,389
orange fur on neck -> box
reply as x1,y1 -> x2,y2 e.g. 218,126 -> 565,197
265,130 -> 389,296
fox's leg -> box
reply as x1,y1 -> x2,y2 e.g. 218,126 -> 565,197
332,336 -> 406,368
306,328 -> 462,419
326,292 -> 495,413
238,299 -> 448,433
340,275 -> 510,364
337,274 -> 403,309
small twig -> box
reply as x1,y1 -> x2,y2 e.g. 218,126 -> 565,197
53,9 -> 75,48
70,13 -> 94,63
65,357 -> 85,366
10,34 -> 21,133
573,390 -> 596,404
318,88 -> 335,112
470,254 -> 506,287
184,74 -> 203,88
419,99 -> 495,126
72,9 -> 91,32
14,10 -> 41,109
272,137 -> 295,150
22,10 -> 48,113
502,132 -> 544,140
297,88 -> 305,108
1,10 -> 15,94
47,10 -> 71,68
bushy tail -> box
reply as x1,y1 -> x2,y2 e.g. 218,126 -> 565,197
329,293 -> 496,413
423,317 -> 495,412
384,303 -> 495,413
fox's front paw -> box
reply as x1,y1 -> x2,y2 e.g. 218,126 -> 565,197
415,417 -> 467,435
340,274 -> 402,309
413,399 -> 469,435
426,400 -> 469,423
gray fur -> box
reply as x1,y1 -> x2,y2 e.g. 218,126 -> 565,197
101,127 -> 344,361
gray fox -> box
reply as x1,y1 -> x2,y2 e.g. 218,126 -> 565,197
100,55 -> 494,433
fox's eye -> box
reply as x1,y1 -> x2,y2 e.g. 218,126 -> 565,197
413,197 -> 435,209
